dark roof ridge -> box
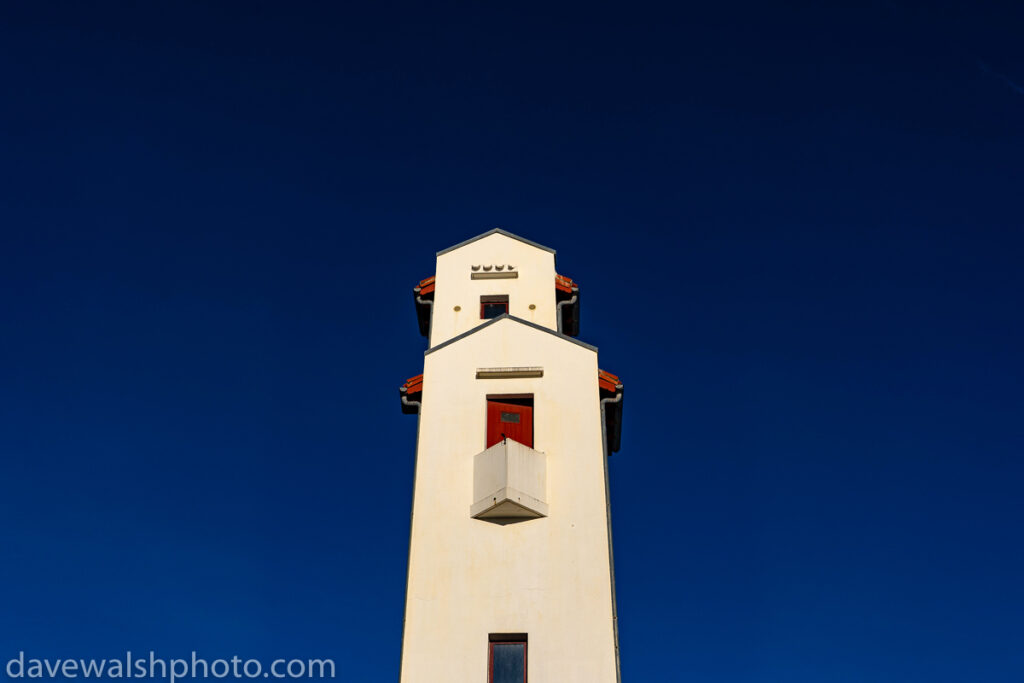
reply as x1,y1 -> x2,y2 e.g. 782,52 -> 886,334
436,228 -> 557,257
424,314 -> 597,355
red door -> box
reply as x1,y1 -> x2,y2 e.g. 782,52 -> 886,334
486,400 -> 533,448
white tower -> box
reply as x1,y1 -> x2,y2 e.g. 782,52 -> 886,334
398,230 -> 624,682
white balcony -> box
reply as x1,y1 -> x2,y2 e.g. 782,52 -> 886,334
470,439 -> 548,520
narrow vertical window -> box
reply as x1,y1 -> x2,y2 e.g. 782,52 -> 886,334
480,295 -> 509,319
489,634 -> 527,683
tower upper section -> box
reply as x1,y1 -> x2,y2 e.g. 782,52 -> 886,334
413,229 -> 580,348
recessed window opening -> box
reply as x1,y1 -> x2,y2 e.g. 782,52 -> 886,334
480,294 -> 509,319
486,395 -> 533,448
489,634 -> 527,683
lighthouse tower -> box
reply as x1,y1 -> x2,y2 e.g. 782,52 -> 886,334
398,229 -> 624,683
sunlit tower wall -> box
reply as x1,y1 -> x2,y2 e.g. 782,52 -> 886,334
398,230 -> 624,683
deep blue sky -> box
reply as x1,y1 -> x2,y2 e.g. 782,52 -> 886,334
1,2 -> 1022,681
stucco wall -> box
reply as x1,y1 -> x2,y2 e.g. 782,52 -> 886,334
430,233 -> 558,347
400,318 -> 617,682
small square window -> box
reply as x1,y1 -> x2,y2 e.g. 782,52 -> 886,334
489,635 -> 526,683
480,295 -> 509,319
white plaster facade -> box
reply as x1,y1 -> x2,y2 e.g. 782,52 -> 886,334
429,232 -> 559,347
400,231 -> 620,682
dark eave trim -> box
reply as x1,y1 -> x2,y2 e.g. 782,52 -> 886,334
435,228 -> 557,257
424,314 -> 597,356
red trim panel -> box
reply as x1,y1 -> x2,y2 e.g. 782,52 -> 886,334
403,374 -> 423,395
598,369 -> 621,392
415,276 -> 435,296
